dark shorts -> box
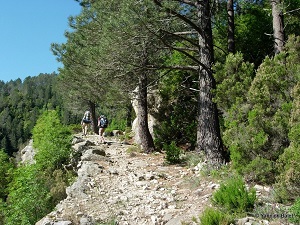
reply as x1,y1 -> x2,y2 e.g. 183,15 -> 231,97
82,119 -> 92,124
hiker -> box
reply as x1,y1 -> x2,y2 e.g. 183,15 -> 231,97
98,115 -> 108,143
81,110 -> 92,136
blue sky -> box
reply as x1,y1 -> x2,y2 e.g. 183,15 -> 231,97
0,0 -> 82,83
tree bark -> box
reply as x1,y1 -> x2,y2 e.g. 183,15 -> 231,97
152,0 -> 226,167
196,0 -> 226,168
137,71 -> 155,153
227,0 -> 235,53
271,0 -> 285,54
88,100 -> 98,134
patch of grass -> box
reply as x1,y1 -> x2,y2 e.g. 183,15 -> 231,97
182,151 -> 204,168
209,164 -> 237,181
126,145 -> 142,154
182,175 -> 202,190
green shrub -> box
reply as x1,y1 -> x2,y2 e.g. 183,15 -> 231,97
105,119 -> 127,132
116,127 -> 132,142
275,144 -> 300,202
289,198 -> 300,224
219,37 -> 300,177
214,52 -> 254,113
3,110 -> 74,225
5,165 -> 52,225
0,149 -> 14,201
68,123 -> 82,133
243,156 -> 276,184
275,80 -> 300,202
32,110 -> 72,170
212,176 -> 256,213
0,199 -> 5,225
163,141 -> 182,164
199,207 -> 233,225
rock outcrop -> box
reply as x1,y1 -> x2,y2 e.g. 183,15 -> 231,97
131,87 -> 161,146
18,139 -> 36,165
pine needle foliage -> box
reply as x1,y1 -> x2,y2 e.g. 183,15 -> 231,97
199,207 -> 234,225
212,175 -> 256,213
215,36 -> 300,185
163,141 -> 183,164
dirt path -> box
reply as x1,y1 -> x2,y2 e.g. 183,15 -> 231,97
37,134 -> 217,225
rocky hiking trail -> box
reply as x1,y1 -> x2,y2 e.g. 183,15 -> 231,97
36,134 -> 291,225
36,134 -> 216,225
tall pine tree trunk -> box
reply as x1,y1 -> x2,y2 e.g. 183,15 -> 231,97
137,71 -> 155,153
227,0 -> 235,53
88,100 -> 98,134
196,0 -> 226,168
271,0 -> 285,54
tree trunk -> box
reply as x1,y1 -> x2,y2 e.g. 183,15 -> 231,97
227,0 -> 235,53
88,100 -> 98,134
196,0 -> 226,168
137,71 -> 155,153
271,0 -> 285,54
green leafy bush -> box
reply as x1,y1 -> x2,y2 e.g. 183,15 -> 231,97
163,141 -> 182,164
275,145 -> 300,202
199,207 -> 233,225
32,110 -> 72,170
5,165 -> 52,225
214,52 -> 254,113
0,149 -> 14,201
212,176 -> 256,213
217,36 -> 300,183
275,72 -> 300,202
289,198 -> 300,224
3,110 -> 74,225
105,119 -> 127,133
243,156 -> 276,184
0,199 -> 6,225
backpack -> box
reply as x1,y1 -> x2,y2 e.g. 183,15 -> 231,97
99,116 -> 108,128
82,111 -> 91,123
84,111 -> 91,120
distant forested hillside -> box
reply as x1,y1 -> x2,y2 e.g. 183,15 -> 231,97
0,73 -> 79,156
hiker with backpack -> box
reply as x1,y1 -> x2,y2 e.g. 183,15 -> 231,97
81,110 -> 92,136
98,115 -> 108,143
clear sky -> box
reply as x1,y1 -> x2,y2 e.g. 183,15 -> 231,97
0,0 -> 82,83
